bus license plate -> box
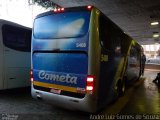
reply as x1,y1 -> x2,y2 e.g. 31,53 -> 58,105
50,88 -> 61,94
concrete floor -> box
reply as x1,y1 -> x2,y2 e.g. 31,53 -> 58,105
102,70 -> 160,119
120,70 -> 160,114
0,70 -> 159,120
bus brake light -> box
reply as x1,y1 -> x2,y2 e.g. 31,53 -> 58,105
87,77 -> 94,82
30,69 -> 33,82
87,5 -> 92,10
86,76 -> 94,93
54,9 -> 57,12
53,8 -> 65,13
61,8 -> 64,11
58,8 -> 60,12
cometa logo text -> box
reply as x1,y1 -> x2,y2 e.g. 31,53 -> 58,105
38,70 -> 77,84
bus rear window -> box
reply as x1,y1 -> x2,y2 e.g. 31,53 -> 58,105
34,11 -> 90,39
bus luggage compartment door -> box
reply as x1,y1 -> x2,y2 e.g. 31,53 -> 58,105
32,52 -> 88,94
4,48 -> 30,89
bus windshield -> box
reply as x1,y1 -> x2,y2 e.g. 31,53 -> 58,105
34,11 -> 90,39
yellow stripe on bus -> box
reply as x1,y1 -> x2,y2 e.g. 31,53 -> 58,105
33,81 -> 77,93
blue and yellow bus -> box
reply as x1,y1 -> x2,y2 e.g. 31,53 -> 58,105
31,6 -> 142,113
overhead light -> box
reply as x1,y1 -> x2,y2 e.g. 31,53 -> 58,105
151,21 -> 159,26
153,34 -> 159,38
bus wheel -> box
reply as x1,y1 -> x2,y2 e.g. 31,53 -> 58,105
117,79 -> 126,96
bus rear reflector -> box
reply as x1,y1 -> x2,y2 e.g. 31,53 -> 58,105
86,76 -> 94,93
30,69 -> 33,82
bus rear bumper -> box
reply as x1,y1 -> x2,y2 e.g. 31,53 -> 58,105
31,85 -> 97,113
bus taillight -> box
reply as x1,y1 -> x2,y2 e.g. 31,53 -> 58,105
86,76 -> 94,93
30,69 -> 33,82
87,5 -> 92,10
53,8 -> 65,13
61,8 -> 65,11
54,9 -> 57,12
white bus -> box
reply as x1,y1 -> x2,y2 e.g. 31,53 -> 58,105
0,19 -> 31,89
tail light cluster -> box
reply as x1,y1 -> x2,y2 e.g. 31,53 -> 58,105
53,8 -> 65,13
53,6 -> 92,13
86,75 -> 94,93
30,69 -> 33,82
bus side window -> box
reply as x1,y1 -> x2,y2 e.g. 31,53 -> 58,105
99,14 -> 113,51
129,46 -> 140,67
99,14 -> 122,53
114,37 -> 122,55
2,24 -> 31,52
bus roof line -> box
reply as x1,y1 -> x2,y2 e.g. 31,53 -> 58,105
35,6 -> 94,19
